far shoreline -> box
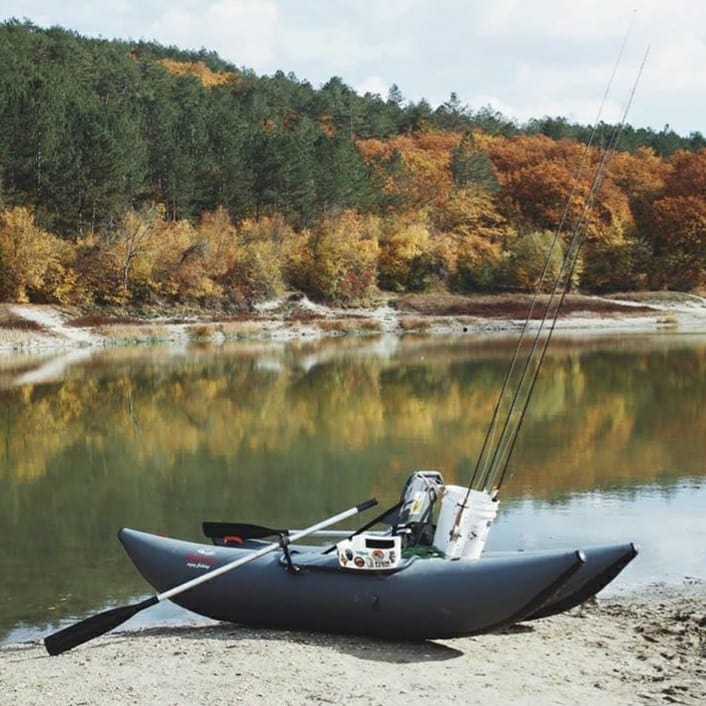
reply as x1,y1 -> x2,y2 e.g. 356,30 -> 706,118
2,290 -> 706,356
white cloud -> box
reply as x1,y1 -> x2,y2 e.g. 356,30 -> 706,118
354,75 -> 391,99
151,0 -> 279,67
649,37 -> 706,91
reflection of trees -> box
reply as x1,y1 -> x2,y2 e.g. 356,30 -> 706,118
3,342 -> 706,491
2,340 -> 706,640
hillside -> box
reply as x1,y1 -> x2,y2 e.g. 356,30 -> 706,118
1,19 -> 706,310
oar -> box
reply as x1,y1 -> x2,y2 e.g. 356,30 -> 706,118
203,501 -> 402,547
44,497 -> 377,656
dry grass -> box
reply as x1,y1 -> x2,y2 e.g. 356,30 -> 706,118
0,312 -> 46,331
395,292 -> 658,318
67,313 -> 143,328
316,318 -> 382,334
286,309 -> 323,322
399,317 -> 432,331
92,323 -> 178,341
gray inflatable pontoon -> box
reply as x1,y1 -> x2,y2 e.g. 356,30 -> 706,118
118,528 -> 626,640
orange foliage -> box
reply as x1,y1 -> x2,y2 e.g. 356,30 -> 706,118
607,147 -> 667,204
159,58 -> 236,88
357,129 -> 462,209
319,114 -> 336,137
663,149 -> 706,197
485,134 -> 635,245
649,195 -> 706,288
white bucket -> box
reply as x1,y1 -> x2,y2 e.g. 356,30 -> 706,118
432,485 -> 499,559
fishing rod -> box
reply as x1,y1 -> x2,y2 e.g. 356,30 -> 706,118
467,20 -> 638,496
466,38 -> 648,501
490,46 -> 650,493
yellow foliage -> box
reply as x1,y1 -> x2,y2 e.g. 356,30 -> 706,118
434,187 -> 509,240
213,214 -> 295,304
377,216 -> 460,293
223,239 -> 285,302
238,214 -> 296,244
41,237 -> 90,305
196,207 -> 240,278
152,218 -> 224,301
509,230 -> 569,292
378,220 -> 431,292
0,207 -> 64,302
453,233 -> 504,291
288,211 -> 380,303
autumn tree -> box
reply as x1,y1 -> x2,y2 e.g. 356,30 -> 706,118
357,130 -> 460,213
643,150 -> 706,289
77,204 -> 163,304
219,215 -> 292,305
378,219 -> 436,292
452,233 -> 504,292
287,211 -> 380,303
505,230 -> 571,292
0,206 -> 75,302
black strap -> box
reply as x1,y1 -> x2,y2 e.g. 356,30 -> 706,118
278,532 -> 299,572
322,500 -> 403,555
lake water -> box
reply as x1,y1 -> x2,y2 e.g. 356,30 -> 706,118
2,331 -> 706,645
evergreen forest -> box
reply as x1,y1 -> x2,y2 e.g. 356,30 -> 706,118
1,19 -> 705,308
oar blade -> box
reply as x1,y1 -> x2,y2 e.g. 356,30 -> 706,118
44,595 -> 158,656
202,521 -> 283,541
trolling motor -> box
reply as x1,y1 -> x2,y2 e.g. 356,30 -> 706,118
391,471 -> 445,548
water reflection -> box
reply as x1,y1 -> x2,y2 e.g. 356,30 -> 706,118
487,482 -> 706,593
2,332 -> 706,644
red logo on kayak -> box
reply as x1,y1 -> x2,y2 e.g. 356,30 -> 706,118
185,552 -> 218,569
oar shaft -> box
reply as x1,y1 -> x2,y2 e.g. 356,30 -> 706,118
159,499 -> 376,602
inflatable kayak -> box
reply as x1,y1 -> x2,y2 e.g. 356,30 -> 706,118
119,526 -> 588,639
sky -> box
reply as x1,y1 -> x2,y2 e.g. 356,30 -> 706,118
1,0 -> 705,136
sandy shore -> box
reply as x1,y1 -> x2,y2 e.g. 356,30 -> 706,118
2,582 -> 704,706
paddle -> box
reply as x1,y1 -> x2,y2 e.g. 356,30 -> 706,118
44,497 -> 377,656
203,501 -> 402,546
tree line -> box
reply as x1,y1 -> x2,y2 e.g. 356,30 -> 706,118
1,19 -> 705,307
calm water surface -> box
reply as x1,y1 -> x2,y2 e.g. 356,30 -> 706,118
2,332 -> 705,645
